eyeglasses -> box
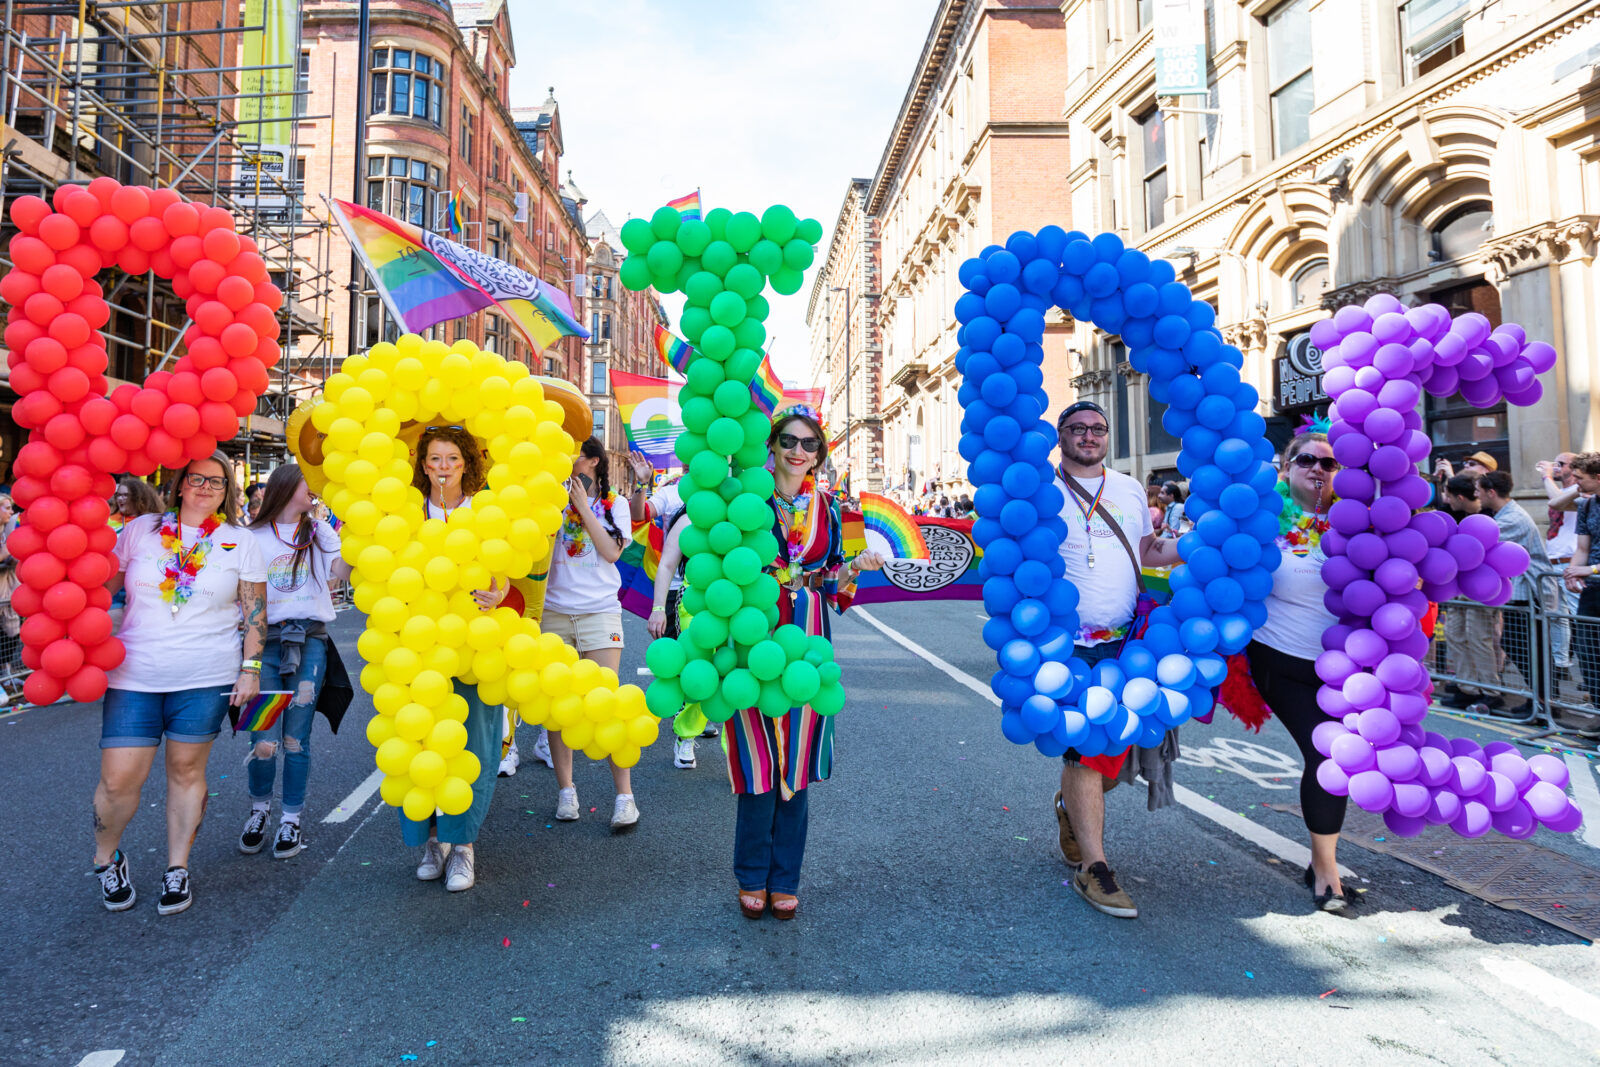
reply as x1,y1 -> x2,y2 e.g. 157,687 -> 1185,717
1290,453 -> 1340,472
1063,423 -> 1110,438
183,473 -> 229,491
777,433 -> 821,454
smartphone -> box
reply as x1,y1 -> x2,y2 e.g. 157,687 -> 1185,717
576,473 -> 593,492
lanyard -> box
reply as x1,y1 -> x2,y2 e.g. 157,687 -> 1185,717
1060,466 -> 1109,569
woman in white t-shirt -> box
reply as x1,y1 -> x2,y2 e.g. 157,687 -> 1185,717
1243,430 -> 1350,912
543,435 -> 637,830
93,451 -> 268,917
236,462 -> 351,861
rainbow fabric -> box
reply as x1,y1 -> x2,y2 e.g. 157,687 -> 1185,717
614,521 -> 665,619
751,353 -> 786,416
666,189 -> 701,222
611,369 -> 683,469
653,323 -> 694,375
235,692 -> 293,734
849,516 -> 984,605
328,198 -> 589,351
859,492 -> 931,559
782,386 -> 825,410
446,191 -> 464,237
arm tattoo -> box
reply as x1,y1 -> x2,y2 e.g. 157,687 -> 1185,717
240,580 -> 267,659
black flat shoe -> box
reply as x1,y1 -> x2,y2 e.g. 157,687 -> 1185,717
1313,886 -> 1352,913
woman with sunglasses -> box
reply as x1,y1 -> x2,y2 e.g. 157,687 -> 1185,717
728,405 -> 884,921
93,452 -> 268,915
401,425 -> 508,892
1241,431 -> 1353,911
236,463 -> 352,859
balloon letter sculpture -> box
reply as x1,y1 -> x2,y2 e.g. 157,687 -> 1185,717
310,337 -> 655,820
1309,295 -> 1580,838
2,179 -> 284,706
617,205 -> 846,723
957,229 -> 1279,758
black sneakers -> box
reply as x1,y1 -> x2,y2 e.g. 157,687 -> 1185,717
239,808 -> 270,854
95,850 -> 136,912
157,866 -> 192,916
272,820 -> 303,859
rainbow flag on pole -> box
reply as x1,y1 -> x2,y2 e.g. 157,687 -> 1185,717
611,369 -> 683,469
327,197 -> 589,351
666,189 -> 701,222
445,190 -> 465,237
652,323 -> 694,376
234,692 -> 294,734
751,353 -> 785,416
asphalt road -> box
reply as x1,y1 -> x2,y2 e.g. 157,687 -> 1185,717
3,601 -> 1599,1067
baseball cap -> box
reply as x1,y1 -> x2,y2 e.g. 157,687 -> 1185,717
1057,400 -> 1108,427
1464,451 -> 1498,471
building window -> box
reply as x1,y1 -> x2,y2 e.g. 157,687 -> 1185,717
370,48 -> 444,127
590,359 -> 607,394
544,356 -> 559,376
592,407 -> 607,442
491,141 -> 502,182
295,51 -> 310,117
1137,0 -> 1154,30
460,104 -> 475,161
1401,0 -> 1468,81
1430,203 -> 1492,263
1139,108 -> 1167,232
487,219 -> 503,260
1266,0 -> 1313,156
485,313 -> 506,354
366,156 -> 441,228
1289,258 -> 1329,307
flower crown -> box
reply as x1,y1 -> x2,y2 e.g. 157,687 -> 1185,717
773,403 -> 830,447
1297,411 -> 1332,435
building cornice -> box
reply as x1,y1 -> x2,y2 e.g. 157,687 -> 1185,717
1481,215 -> 1599,282
868,0 -> 969,215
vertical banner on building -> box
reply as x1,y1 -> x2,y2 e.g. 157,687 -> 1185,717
1153,0 -> 1208,96
237,0 -> 302,210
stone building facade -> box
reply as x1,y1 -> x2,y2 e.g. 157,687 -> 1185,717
583,209 -> 670,480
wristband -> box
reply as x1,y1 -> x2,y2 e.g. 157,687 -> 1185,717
650,606 -> 666,615
241,659 -> 262,671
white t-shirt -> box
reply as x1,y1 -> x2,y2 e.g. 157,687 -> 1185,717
1056,468 -> 1152,644
545,494 -> 627,615
110,513 -> 268,692
648,483 -> 682,525
1255,536 -> 1335,662
246,519 -> 342,624
1547,501 -> 1581,562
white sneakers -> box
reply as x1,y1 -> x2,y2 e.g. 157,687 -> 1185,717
673,737 -> 697,769
555,787 -> 580,821
416,837 -> 450,880
497,740 -> 520,777
611,794 -> 640,831
444,844 -> 476,892
531,728 -> 554,768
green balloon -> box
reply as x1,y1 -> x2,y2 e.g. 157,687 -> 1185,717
645,637 -> 688,679
681,395 -> 717,435
679,659 -> 719,701
688,450 -> 728,488
717,475 -> 744,502
722,546 -> 762,585
673,431 -> 705,466
685,356 -> 725,395
773,624 -> 809,661
724,263 -> 763,299
698,325 -> 736,360
782,239 -> 814,271
674,258 -> 700,293
764,604 -> 781,628
646,241 -> 683,277
761,205 -> 798,244
812,680 -> 846,715
644,677 -> 685,718
782,660 -> 821,704
757,680 -> 792,718
619,255 -> 653,292
724,349 -> 763,385
705,578 -> 743,617
701,690 -> 737,723
680,525 -> 710,558
709,520 -> 743,554
748,640 -> 786,681
713,645 -> 739,674
733,318 -> 766,351
803,646 -> 830,666
680,586 -> 705,615
676,218 -> 712,257
738,467 -> 775,500
735,439 -> 770,470
817,661 -> 841,686
678,306 -> 712,344
726,211 -> 762,252
728,606 -> 768,646
806,634 -> 835,662
748,239 -> 784,276
685,488 -> 727,528
704,207 -> 732,240
709,290 -> 748,328
795,217 -> 824,244
651,271 -> 679,294
727,492 -> 770,533
683,634 -> 713,660
713,379 -> 752,417
746,294 -> 770,322
684,270 -> 723,306
705,417 -> 744,457
701,240 -> 737,276
743,530 -> 781,565
743,571 -> 781,609
684,552 -> 722,588
770,267 -> 804,295
721,667 -> 760,709
620,217 -> 656,254
651,205 -> 683,239
687,611 -> 729,650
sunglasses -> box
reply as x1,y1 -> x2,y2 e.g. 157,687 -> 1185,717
183,473 -> 229,491
1290,453 -> 1340,472
777,433 -> 821,454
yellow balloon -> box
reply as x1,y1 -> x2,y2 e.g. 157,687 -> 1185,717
372,682 -> 409,715
473,648 -> 507,682
379,773 -> 413,806
373,514 -> 412,551
446,750 -> 480,781
437,777 -> 474,816
359,663 -> 387,694
610,744 -> 642,769
366,712 -> 398,748
540,660 -> 573,697
435,612 -> 468,648
582,687 -> 616,722
401,787 -> 436,821
594,720 -> 627,754
376,736 -> 420,776
467,615 -> 502,652
626,715 -> 660,748
516,693 -> 549,725
560,720 -> 594,751
408,749 -> 447,788
477,678 -> 509,705
423,556 -> 459,591
393,702 -> 434,741
400,615 -> 438,652
408,669 -> 449,706
480,539 -> 514,574
383,647 -> 422,685
357,627 -> 399,662
439,694 -> 471,723
507,670 -> 542,706
422,645 -> 462,679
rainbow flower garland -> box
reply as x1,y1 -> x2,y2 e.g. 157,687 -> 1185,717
1276,481 -> 1330,556
560,490 -> 621,557
159,510 -> 223,618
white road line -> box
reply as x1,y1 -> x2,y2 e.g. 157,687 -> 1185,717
856,607 -> 1356,878
322,769 -> 383,824
1562,753 -> 1600,850
1480,957 -> 1600,1033
636,667 -> 653,676
75,1053 -> 125,1067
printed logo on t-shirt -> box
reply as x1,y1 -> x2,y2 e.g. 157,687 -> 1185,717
219,541 -> 237,550
1084,500 -> 1129,539
267,552 -> 310,593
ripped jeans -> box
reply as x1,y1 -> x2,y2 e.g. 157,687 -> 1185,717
247,635 -> 328,816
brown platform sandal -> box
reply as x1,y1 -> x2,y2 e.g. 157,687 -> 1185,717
768,892 -> 798,920
738,888 -> 768,919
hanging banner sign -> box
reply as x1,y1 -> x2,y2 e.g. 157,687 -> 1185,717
1153,0 -> 1208,96
237,0 -> 302,211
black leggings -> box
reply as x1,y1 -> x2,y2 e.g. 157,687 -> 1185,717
1246,640 -> 1348,836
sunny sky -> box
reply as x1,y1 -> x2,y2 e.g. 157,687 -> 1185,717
507,0 -> 937,386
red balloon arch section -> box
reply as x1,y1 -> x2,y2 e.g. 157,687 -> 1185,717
2,178 -> 283,705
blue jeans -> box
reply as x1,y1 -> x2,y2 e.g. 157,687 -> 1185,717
102,685 -> 231,747
734,787 -> 810,894
398,682 -> 500,846
247,636 -> 328,816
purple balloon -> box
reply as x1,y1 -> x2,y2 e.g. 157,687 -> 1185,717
1411,510 -> 1456,546
1368,444 -> 1413,482
1373,343 -> 1414,378
1524,341 -> 1557,373
1316,759 -> 1351,796
1344,630 -> 1388,667
1419,547 -> 1459,584
1328,498 -> 1371,535
1310,317 -> 1345,350
1461,514 -> 1501,549
1482,771 -> 1519,813
1343,580 -> 1387,617
1373,603 -> 1418,642
1371,312 -> 1411,343
1375,558 -> 1420,595
1363,407 -> 1405,444
1451,755 -> 1488,796
1341,672 -> 1386,710
1316,649 -> 1359,685
1485,541 -> 1530,578
1527,753 -> 1570,788
1385,527 -> 1429,563
1491,799 -> 1537,839
1389,691 -> 1430,725
1378,378 -> 1421,409
1332,433 -> 1374,471
1451,800 -> 1492,838
1449,735 -> 1485,761
1458,565 -> 1502,603
1455,313 -> 1491,348
1391,473 -> 1435,510
1334,306 -> 1375,337
1339,389 -> 1378,422
1349,769 -> 1396,811
1375,652 -> 1420,691
1392,781 -> 1432,818
1506,380 -> 1543,407
1376,742 -> 1422,782
1370,497 -> 1411,534
1321,556 -> 1362,591
1365,294 -> 1406,318
1357,707 -> 1402,746
1345,532 -> 1388,570
1445,533 -> 1486,571
1428,788 -> 1462,824
1331,732 -> 1376,773
1542,800 -> 1584,834
1311,720 -> 1347,758
1384,810 -> 1428,836
1524,781 -> 1569,821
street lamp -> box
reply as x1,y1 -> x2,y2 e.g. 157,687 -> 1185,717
829,284 -> 852,470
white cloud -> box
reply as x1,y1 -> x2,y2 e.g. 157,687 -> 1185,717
508,0 -> 935,384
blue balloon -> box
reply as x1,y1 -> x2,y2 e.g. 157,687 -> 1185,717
1014,559 -> 1052,597
1010,599 -> 1050,637
1091,232 -> 1124,261
965,350 -> 1001,381
1008,307 -> 1047,343
1153,314 -> 1191,349
1039,629 -> 1075,663
1051,274 -> 1085,308
1200,362 -> 1240,394
1031,482 -> 1064,517
1006,393 -> 1043,428
1021,257 -> 1059,295
1021,694 -> 1058,734
1160,688 -> 1192,725
1084,262 -> 1119,297
1111,705 -> 1143,744
1196,511 -> 1237,546
1043,580 -> 1079,616
958,257 -> 989,288
1215,613 -> 1253,653
1184,330 -> 1223,365
1188,301 -> 1217,329
1036,225 -> 1069,261
1000,461 -> 1041,499
1122,318 -> 1156,349
1147,257 -> 1177,287
1183,425 -> 1222,461
973,484 -> 1008,521
986,250 -> 1021,284
984,536 -> 1022,575
1167,374 -> 1205,411
1057,709 -> 1091,747
1214,437 -> 1255,474
1121,643 -> 1158,679
1143,622 -> 1184,658
1000,499 -> 1038,535
1062,239 -> 1095,275
982,615 -> 1019,650
1136,718 -> 1168,748
1178,617 -> 1219,654
1000,710 -> 1034,745
980,372 -> 1018,407
955,292 -> 987,324
983,575 -> 1022,615
965,316 -> 1001,352
971,517 -> 1004,546
1158,282 -> 1191,315
1017,431 -> 1054,465
1219,483 -> 1260,519
1116,248 -> 1151,285
1000,638 -> 1041,676
1156,654 -> 1197,689
983,415 -> 1022,451
1035,660 -> 1075,700
1169,586 -> 1209,623
970,449 -> 1008,486
1090,297 -> 1127,333
1034,733 -> 1070,758
1206,577 -> 1245,613
1195,653 -> 1228,687
985,283 -> 1021,321
1012,361 -> 1045,395
992,333 -> 1025,366
1186,545 -> 1226,584
1221,532 -> 1263,568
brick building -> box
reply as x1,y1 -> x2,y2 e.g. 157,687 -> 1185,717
583,209 -> 669,481
298,0 -> 590,379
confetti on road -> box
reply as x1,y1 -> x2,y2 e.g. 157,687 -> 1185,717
1014,835 -> 1028,841
1002,806 -> 1010,811
1207,860 -> 1217,865
511,1017 -> 526,1023
547,883 -> 555,888
651,943 -> 660,949
401,1057 -> 417,1062
1320,989 -> 1338,999
1378,936 -> 1388,943
522,900 -> 529,907
426,1042 -> 437,1048
1245,971 -> 1255,979
501,937 -> 511,947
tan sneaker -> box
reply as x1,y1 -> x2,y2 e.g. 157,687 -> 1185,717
1073,861 -> 1138,919
1052,790 -> 1082,869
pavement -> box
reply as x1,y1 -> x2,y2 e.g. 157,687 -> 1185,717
3,601 -> 1599,1066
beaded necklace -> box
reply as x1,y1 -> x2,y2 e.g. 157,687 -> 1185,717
159,510 -> 224,618
1277,481 -> 1331,556
772,475 -> 817,585
562,491 -> 619,557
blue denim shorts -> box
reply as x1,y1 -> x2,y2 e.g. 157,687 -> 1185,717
101,686 -> 232,748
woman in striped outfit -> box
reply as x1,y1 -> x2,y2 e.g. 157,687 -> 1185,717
725,405 -> 882,920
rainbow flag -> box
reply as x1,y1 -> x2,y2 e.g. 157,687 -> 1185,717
614,521 -> 665,619
849,516 -> 984,605
653,323 -> 694,375
782,386 -> 825,410
859,492 -> 931,559
446,190 -> 465,237
666,189 -> 701,222
234,691 -> 294,734
751,353 -> 785,416
328,198 -> 589,351
611,369 -> 683,469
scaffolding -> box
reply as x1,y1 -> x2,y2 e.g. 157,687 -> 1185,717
0,0 -> 340,477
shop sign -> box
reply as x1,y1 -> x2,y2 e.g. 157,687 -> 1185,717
1273,332 -> 1327,410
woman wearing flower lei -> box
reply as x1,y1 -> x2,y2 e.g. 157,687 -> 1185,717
726,404 -> 884,921
93,451 -> 268,917
1225,426 -> 1355,912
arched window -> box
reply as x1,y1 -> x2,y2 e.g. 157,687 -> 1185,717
1289,258 -> 1330,307
1429,203 -> 1492,263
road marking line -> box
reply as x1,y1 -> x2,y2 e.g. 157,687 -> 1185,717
323,769 -> 383,824
856,608 -> 1355,878
636,667 -> 653,676
75,1053 -> 125,1067
1563,753 -> 1600,850
1480,957 -> 1600,1033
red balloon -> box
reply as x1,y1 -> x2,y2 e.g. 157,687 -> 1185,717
189,258 -> 225,294
85,636 -> 125,671
10,194 -> 51,233
68,607 -> 113,645
194,299 -> 232,336
24,336 -> 68,373
37,214 -> 81,251
227,388 -> 258,417
146,428 -> 183,468
220,322 -> 258,358
163,201 -> 200,236
48,366 -> 91,404
10,584 -> 42,618
18,553 -> 66,590
189,337 -> 227,371
109,184 -> 151,224
59,188 -> 103,227
88,215 -> 131,255
88,525 -> 118,554
130,388 -> 168,425
162,402 -> 201,438
87,438 -> 128,473
78,396 -> 116,435
198,206 -> 234,233
184,433 -> 219,462
8,364 -> 43,395
48,466 -> 94,502
149,248 -> 176,278
5,318 -> 44,351
23,290 -> 64,323
90,471 -> 116,498
7,524 -> 45,560
199,367 -> 239,402
168,371 -> 204,406
109,383 -> 138,412
198,401 -> 239,438
42,581 -> 88,621
67,552 -> 112,588
128,216 -> 168,252
41,638 -> 85,678
68,496 -> 110,529
86,585 -> 112,611
109,413 -> 152,451
10,475 -> 48,508
236,302 -> 279,340
64,344 -> 104,377
47,312 -> 91,349
255,338 -> 282,367
14,391 -> 63,429
253,280 -> 284,311
231,251 -> 268,285
230,357 -> 269,395
0,270 -> 41,306
216,274 -> 254,311
21,614 -> 66,646
25,496 -> 68,531
66,665 -> 109,703
9,235 -> 55,274
44,521 -> 89,559
169,234 -> 204,268
15,441 -> 61,478
40,263 -> 84,301
23,671 -> 65,707
115,245 -> 150,275
20,643 -> 42,671
42,411 -> 87,450
65,290 -> 110,329
147,187 -> 181,216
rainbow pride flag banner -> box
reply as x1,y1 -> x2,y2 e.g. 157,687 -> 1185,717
611,369 -> 683,469
233,691 -> 294,734
615,521 -> 665,619
666,189 -> 701,222
445,190 -> 465,237
858,492 -> 931,559
328,198 -> 589,351
782,386 -> 824,410
847,516 -> 984,605
652,323 -> 694,375
751,353 -> 786,416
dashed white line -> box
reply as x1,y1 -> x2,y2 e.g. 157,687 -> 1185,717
1562,753 -> 1600,851
75,1053 -> 125,1067
322,769 -> 383,824
636,667 -> 653,676
1480,957 -> 1600,1033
